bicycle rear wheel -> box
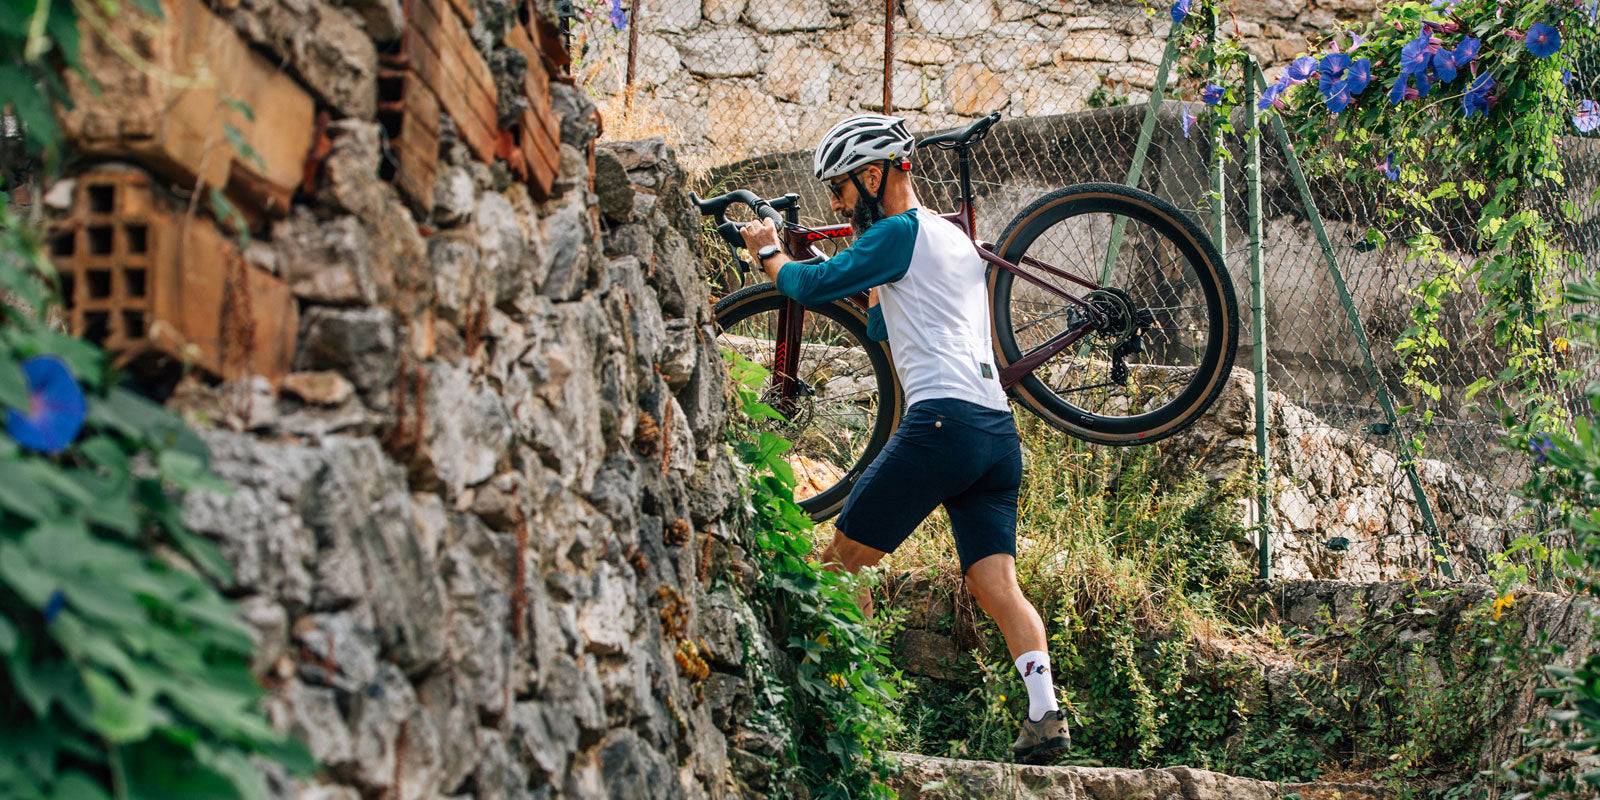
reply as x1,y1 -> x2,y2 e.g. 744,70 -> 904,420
715,284 -> 902,520
990,182 -> 1237,445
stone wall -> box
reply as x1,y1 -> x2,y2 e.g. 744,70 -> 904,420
168,131 -> 777,798
592,0 -> 1384,162
44,0 -> 796,793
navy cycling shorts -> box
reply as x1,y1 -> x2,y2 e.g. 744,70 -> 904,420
835,397 -> 1022,572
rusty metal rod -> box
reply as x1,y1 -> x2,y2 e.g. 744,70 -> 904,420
883,0 -> 894,113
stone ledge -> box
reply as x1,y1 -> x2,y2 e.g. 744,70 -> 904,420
887,752 -> 1392,799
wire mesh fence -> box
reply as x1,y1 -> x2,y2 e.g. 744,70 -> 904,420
576,0 -> 1599,583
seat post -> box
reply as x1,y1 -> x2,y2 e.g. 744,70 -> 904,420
957,143 -> 975,234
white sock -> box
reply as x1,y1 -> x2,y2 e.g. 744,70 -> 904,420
1015,650 -> 1059,722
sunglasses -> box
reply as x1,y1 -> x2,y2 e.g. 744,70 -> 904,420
827,175 -> 853,199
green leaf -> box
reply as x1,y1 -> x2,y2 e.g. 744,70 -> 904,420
48,772 -> 113,800
0,459 -> 56,520
83,669 -> 153,743
0,614 -> 16,654
0,355 -> 29,409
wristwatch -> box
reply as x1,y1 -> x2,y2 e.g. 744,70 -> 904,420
756,244 -> 782,264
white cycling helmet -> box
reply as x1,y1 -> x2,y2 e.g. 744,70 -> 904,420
813,114 -> 916,181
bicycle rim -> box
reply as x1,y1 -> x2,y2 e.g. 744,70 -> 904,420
990,183 -> 1237,445
714,285 -> 902,520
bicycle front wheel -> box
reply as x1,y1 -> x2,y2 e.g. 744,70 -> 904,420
990,182 -> 1238,445
715,284 -> 902,520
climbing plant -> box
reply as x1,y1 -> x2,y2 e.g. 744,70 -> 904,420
724,349 -> 903,800
1166,0 -> 1595,438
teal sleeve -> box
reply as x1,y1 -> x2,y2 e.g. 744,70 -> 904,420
775,211 -> 917,306
866,305 -> 887,342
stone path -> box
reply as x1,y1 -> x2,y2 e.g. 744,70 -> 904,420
887,752 -> 1390,800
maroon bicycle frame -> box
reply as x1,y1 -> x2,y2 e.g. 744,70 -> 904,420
765,201 -> 1106,407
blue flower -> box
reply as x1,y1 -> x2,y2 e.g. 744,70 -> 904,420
1525,23 -> 1561,58
1345,58 -> 1372,93
1181,101 -> 1196,138
42,590 -> 65,624
1171,0 -> 1191,25
1431,49 -> 1458,82
1400,32 -> 1433,76
1563,68 -> 1574,86
1453,37 -> 1480,65
1384,152 -> 1398,181
1201,83 -> 1224,105
1258,78 -> 1288,111
4,356 -> 87,455
1347,32 -> 1367,52
1463,71 -> 1494,117
1284,55 -> 1319,84
608,0 -> 627,30
1529,432 -> 1555,463
1325,89 -> 1354,113
1389,74 -> 1409,104
1575,99 -> 1600,133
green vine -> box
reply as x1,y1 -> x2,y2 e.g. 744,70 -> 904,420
724,349 -> 903,799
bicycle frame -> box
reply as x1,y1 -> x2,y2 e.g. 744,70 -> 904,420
775,200 -> 1106,393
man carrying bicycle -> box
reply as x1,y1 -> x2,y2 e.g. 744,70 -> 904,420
737,114 -> 1072,764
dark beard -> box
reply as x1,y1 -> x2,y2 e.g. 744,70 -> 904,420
851,194 -> 887,235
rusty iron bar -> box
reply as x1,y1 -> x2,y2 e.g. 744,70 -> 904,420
625,0 -> 643,115
883,0 -> 894,113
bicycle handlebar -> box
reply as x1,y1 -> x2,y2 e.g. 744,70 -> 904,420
690,189 -> 800,273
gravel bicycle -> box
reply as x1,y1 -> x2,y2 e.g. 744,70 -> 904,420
694,112 -> 1238,520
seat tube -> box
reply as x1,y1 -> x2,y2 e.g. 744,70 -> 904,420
773,297 -> 805,417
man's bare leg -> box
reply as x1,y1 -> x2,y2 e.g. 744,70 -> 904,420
819,529 -> 888,616
963,553 -> 1047,658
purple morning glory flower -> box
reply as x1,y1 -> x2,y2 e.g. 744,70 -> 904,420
1463,72 -> 1494,117
1258,79 -> 1288,111
1389,74 -> 1409,104
1345,58 -> 1372,92
4,356 -> 87,455
1325,89 -> 1354,113
1171,0 -> 1191,25
1318,54 -> 1350,94
1575,99 -> 1600,133
1285,56 -> 1319,84
1431,49 -> 1458,82
1400,33 -> 1433,76
1563,68 -> 1574,86
1201,83 -> 1224,105
1529,432 -> 1555,463
1384,152 -> 1398,181
1181,101 -> 1196,138
1348,32 -> 1367,51
1453,37 -> 1480,65
1525,23 -> 1561,58
42,589 -> 65,624
608,0 -> 627,30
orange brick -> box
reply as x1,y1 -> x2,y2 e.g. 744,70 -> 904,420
48,171 -> 297,383
56,0 -> 315,218
402,0 -> 497,163
378,68 -> 441,212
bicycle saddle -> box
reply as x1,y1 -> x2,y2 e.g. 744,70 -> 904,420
918,111 -> 1001,150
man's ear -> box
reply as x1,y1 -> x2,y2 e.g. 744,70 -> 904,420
863,163 -> 883,193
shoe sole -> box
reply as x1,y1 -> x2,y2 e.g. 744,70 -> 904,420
1013,736 -> 1070,765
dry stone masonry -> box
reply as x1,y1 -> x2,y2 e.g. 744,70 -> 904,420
45,0 -> 797,794
592,0 -> 1388,162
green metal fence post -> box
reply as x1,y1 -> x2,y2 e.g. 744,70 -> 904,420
1102,26 -> 1182,281
1252,71 -> 1458,579
1245,57 -> 1271,581
1207,11 -> 1225,259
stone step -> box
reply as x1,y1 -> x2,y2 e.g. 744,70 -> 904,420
887,752 -> 1391,799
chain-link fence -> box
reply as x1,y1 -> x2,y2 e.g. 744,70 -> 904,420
574,0 -> 1598,583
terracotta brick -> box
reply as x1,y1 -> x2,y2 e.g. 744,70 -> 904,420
400,0 -> 497,163
377,67 -> 441,212
503,21 -> 563,200
49,171 -> 297,383
56,0 -> 315,218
